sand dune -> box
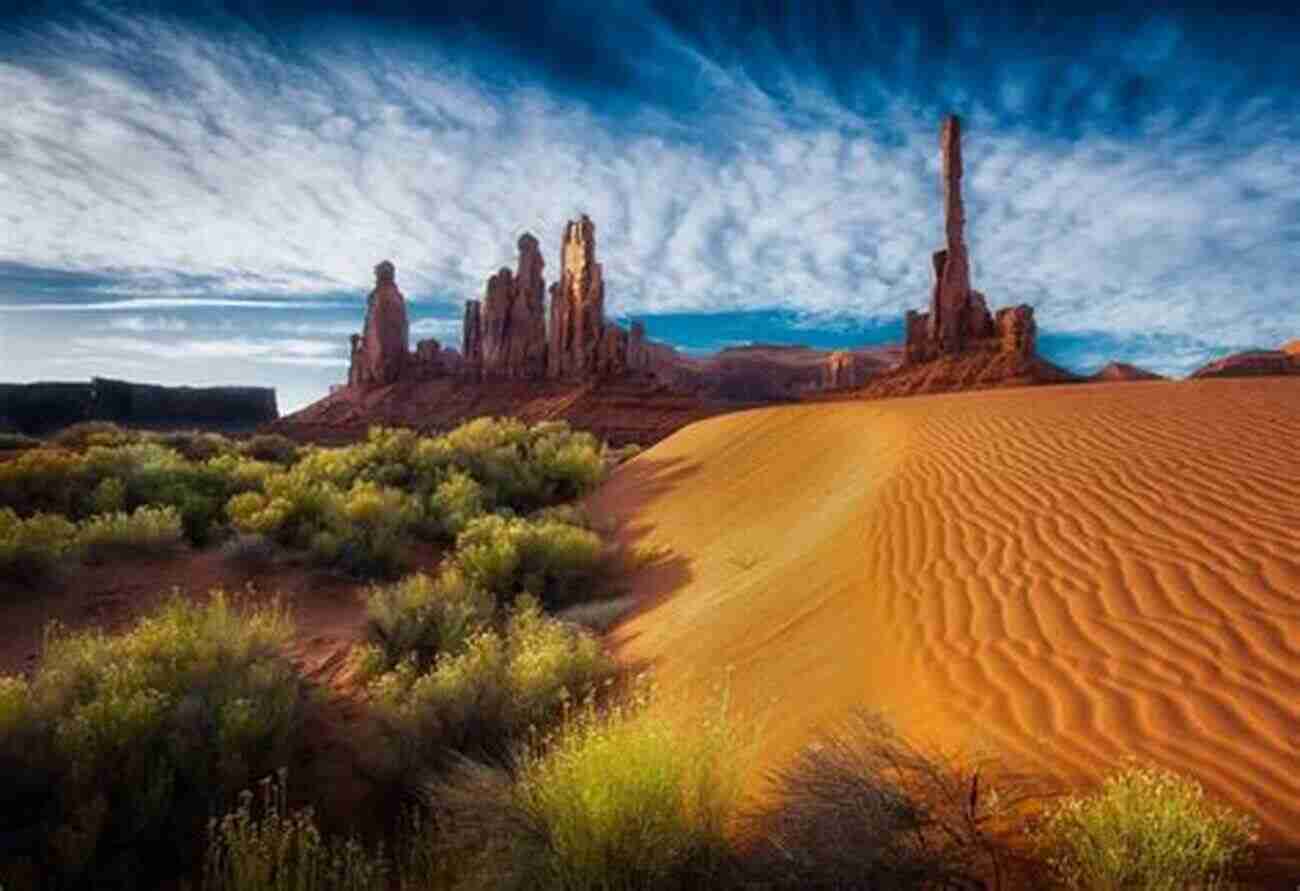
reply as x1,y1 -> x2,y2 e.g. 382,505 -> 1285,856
588,378 -> 1300,844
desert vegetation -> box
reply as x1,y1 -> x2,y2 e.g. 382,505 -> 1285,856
0,418 -> 1269,890
0,418 -> 611,586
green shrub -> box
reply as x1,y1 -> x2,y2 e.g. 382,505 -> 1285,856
151,430 -> 235,463
424,679 -> 741,891
0,447 -> 88,517
78,505 -> 184,563
358,567 -> 493,678
1036,762 -> 1258,891
426,470 -> 485,540
455,514 -> 605,609
220,533 -> 278,568
240,434 -> 299,465
52,421 -> 136,450
91,476 -> 127,514
0,507 -> 79,585
0,592 -> 300,887
202,769 -> 388,891
367,595 -> 613,772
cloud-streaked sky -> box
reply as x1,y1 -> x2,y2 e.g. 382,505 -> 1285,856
2,0 -> 1298,412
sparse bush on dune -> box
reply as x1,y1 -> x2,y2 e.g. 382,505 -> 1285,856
77,504 -> 185,563
741,709 -> 1020,891
426,469 -> 486,540
423,678 -> 742,891
1035,762 -> 1258,891
0,592 -> 300,889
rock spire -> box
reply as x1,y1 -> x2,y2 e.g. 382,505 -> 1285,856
349,260 -> 410,387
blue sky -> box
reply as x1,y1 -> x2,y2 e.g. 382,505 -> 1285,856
1,1 -> 1298,412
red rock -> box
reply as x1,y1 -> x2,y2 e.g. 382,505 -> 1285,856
901,116 -> 1040,370
1189,349 -> 1300,379
1090,362 -> 1165,382
995,306 -> 1036,358
1281,339 -> 1300,357
822,351 -> 873,390
548,215 -> 607,379
350,260 -> 410,388
481,234 -> 549,379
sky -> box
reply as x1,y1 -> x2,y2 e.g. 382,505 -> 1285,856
1,1 -> 1298,413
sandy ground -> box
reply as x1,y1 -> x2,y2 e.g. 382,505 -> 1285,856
588,378 -> 1300,868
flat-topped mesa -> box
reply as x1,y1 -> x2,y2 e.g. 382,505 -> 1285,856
549,215 -> 608,379
481,234 -> 549,379
904,115 -> 1034,364
349,260 -> 410,388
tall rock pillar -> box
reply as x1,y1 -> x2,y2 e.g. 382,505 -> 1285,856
351,260 -> 410,387
548,215 -> 606,379
481,234 -> 549,379
929,115 -> 973,354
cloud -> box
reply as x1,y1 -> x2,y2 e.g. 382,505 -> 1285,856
0,5 -> 1297,393
107,315 -> 190,332
68,335 -> 342,363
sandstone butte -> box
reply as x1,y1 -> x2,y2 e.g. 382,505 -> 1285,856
1088,361 -> 1166,382
276,114 -> 1296,446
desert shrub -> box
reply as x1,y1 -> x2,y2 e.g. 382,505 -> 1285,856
742,709 -> 1028,891
52,421 -> 136,451
201,769 -> 387,891
335,481 -> 422,578
78,505 -> 184,563
0,508 -> 79,585
151,430 -> 235,463
426,470 -> 485,540
91,476 -> 127,515
358,567 -> 493,678
0,592 -> 299,888
0,448 -> 88,517
239,434 -> 299,465
455,514 -> 605,609
367,595 -> 613,773
206,454 -> 279,494
423,679 -> 741,891
0,432 -> 42,452
1035,762 -> 1258,891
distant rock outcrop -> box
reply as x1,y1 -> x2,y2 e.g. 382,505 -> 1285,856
1090,362 -> 1165,382
902,116 -> 1038,367
1281,339 -> 1300,357
822,351 -> 874,390
1190,348 -> 1300,379
349,261 -> 411,388
0,378 -> 278,435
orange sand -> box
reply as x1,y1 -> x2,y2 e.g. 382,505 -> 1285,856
588,378 -> 1300,844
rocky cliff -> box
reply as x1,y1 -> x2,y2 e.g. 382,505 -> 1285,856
0,378 -> 278,435
1090,362 -> 1166,382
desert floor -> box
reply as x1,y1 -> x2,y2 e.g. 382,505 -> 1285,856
588,378 -> 1300,852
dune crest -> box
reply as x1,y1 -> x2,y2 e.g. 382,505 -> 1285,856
589,378 -> 1300,844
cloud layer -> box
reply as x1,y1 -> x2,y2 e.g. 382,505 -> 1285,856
1,3 -> 1298,401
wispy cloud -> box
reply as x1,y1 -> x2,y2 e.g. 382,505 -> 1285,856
0,5 -> 1297,389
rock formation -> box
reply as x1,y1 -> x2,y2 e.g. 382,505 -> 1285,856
548,215 -> 608,379
822,351 -> 873,390
481,234 -> 549,379
1090,362 -> 1165,382
1190,348 -> 1300,379
350,260 -> 411,388
462,300 -> 483,380
903,115 -> 1035,365
0,379 -> 277,435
